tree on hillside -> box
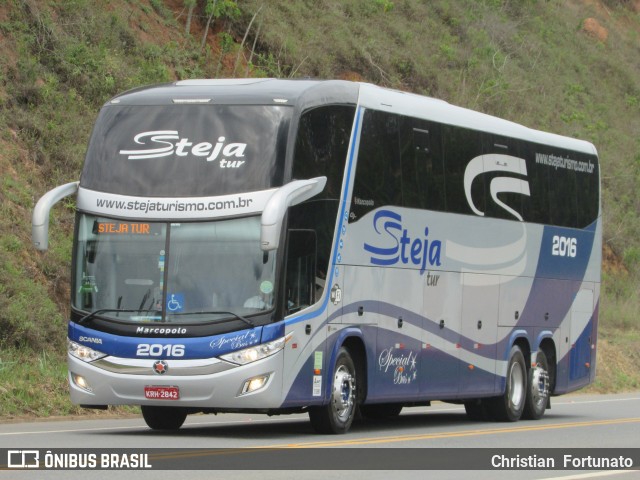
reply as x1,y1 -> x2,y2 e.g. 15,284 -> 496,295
200,0 -> 241,52
233,4 -> 262,76
185,0 -> 197,35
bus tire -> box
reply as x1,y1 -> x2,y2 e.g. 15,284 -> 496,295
309,347 -> 357,434
522,351 -> 550,420
489,345 -> 527,422
141,406 -> 187,430
360,403 -> 403,419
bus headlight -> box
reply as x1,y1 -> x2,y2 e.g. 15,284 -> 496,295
68,339 -> 107,362
220,333 -> 292,365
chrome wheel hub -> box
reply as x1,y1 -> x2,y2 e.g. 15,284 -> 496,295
530,363 -> 550,407
331,365 -> 355,420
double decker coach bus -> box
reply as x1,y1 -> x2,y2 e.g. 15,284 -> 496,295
33,79 -> 601,434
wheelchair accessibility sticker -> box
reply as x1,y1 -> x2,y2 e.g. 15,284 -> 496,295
166,293 -> 184,313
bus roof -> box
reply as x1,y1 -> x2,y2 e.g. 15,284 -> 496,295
107,78 -> 597,156
356,83 -> 597,155
107,78 -> 360,109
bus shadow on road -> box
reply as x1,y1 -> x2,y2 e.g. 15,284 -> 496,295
102,406 -> 581,441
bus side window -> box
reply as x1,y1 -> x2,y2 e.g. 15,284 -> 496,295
399,119 -> 445,212
284,230 -> 317,315
442,125 -> 484,216
350,110 -> 401,221
292,105 -> 354,200
547,151 -> 578,228
576,153 -> 599,228
522,142 -> 550,225
481,135 -> 526,222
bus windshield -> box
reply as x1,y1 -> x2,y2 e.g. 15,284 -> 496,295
73,214 -> 275,324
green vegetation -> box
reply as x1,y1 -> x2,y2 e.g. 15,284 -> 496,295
0,0 -> 639,417
0,348 -> 78,417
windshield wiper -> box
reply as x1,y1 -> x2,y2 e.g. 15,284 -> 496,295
77,308 -> 159,324
78,309 -> 254,327
170,310 -> 254,327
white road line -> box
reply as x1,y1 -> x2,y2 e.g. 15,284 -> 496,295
552,398 -> 640,406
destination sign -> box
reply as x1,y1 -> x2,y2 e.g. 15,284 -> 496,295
93,221 -> 158,235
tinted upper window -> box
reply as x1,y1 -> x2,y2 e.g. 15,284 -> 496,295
442,125 -> 484,216
292,105 -> 355,199
350,110 -> 401,221
291,105 -> 355,288
81,105 -> 292,197
351,110 -> 447,221
480,135 -> 526,222
341,107 -> 599,229
524,145 -> 598,229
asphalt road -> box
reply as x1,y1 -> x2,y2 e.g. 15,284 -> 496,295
1,392 -> 639,479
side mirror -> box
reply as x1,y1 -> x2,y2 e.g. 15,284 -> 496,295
260,177 -> 326,251
32,181 -> 79,251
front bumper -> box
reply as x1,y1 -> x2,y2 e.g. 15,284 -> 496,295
68,350 -> 284,409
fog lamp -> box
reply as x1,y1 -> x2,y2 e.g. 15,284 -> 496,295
72,373 -> 93,393
241,374 -> 270,395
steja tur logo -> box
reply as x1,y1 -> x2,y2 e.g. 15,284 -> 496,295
119,131 -> 248,168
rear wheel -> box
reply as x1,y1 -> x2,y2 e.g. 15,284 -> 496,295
522,351 -> 550,420
489,345 -> 527,422
141,406 -> 188,430
309,347 -> 357,434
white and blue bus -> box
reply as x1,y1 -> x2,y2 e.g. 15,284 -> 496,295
33,79 -> 601,434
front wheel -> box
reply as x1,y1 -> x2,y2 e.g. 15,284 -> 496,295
309,347 -> 357,434
489,345 -> 527,422
141,406 -> 188,431
522,351 -> 550,420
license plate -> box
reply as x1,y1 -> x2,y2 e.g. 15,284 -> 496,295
144,386 -> 180,400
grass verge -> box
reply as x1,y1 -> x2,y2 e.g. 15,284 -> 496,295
0,348 -> 137,419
